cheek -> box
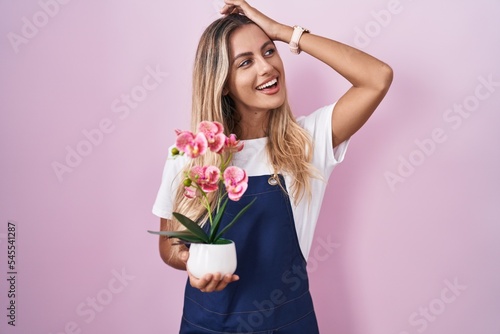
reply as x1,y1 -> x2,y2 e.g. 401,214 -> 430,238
273,59 -> 285,75
229,72 -> 254,97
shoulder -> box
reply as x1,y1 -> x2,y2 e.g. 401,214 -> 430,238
296,102 -> 336,133
295,102 -> 350,171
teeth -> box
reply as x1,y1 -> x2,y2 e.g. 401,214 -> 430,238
257,78 -> 277,90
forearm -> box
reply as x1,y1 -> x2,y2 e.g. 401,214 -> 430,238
159,238 -> 187,270
274,25 -> 393,90
159,218 -> 187,270
274,23 -> 392,147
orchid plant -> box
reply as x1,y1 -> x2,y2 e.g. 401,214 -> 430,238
148,121 -> 255,244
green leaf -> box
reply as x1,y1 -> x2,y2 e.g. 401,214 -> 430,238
147,230 -> 207,244
171,212 -> 209,243
215,197 -> 257,241
209,197 -> 229,243
214,238 -> 233,245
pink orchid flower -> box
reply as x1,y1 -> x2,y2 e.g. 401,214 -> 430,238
189,165 -> 221,193
198,121 -> 226,153
175,131 -> 208,158
223,134 -> 244,153
223,166 -> 248,201
184,186 -> 201,199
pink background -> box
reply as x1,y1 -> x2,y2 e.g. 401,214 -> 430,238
1,1 -> 499,333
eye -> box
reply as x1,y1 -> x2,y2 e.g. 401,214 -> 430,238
238,59 -> 252,68
264,48 -> 275,57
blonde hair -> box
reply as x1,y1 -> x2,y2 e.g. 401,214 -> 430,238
172,15 -> 318,226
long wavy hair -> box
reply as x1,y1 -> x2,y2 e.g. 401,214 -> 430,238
171,14 -> 318,228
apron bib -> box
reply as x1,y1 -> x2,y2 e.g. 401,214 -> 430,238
180,175 -> 319,334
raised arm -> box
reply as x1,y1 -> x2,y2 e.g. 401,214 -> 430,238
290,32 -> 393,147
222,0 -> 393,148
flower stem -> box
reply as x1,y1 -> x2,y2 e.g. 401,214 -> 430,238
220,152 -> 233,173
194,182 -> 213,225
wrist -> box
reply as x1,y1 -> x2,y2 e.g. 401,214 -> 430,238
274,24 -> 294,43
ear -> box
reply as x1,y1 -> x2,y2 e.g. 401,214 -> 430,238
222,87 -> 229,96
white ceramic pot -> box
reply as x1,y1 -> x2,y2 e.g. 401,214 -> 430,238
187,241 -> 237,279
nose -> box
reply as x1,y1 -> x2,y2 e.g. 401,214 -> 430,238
255,56 -> 273,75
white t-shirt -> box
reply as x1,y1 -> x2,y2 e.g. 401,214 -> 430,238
152,103 -> 349,259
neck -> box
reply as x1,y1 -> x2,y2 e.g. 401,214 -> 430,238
237,110 -> 270,140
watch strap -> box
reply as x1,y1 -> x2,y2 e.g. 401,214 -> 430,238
289,25 -> 309,55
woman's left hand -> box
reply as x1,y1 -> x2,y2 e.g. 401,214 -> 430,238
187,271 -> 240,293
220,0 -> 285,41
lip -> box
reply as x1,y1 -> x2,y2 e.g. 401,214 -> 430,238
255,77 -> 278,90
255,77 -> 280,95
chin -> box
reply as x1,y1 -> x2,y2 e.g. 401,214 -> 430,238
262,93 -> 286,110
270,98 -> 287,110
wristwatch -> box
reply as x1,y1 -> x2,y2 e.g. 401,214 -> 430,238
289,25 -> 310,55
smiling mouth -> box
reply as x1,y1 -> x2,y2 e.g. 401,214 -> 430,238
256,78 -> 278,90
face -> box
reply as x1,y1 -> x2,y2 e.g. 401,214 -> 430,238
225,24 -> 286,117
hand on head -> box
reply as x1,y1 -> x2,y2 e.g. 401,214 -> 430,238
220,0 -> 284,41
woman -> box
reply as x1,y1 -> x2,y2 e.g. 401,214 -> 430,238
153,0 -> 393,332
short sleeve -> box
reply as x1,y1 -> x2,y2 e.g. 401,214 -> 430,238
293,102 -> 350,259
152,147 -> 188,219
296,102 -> 350,177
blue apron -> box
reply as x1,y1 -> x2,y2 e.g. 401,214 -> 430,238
180,175 -> 319,334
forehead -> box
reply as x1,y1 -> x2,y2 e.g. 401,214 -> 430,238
229,24 -> 271,57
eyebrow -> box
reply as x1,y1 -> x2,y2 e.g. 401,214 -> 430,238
232,40 -> 275,65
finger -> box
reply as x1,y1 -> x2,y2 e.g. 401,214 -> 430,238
224,0 -> 245,6
220,5 -> 242,16
201,273 -> 223,292
220,4 -> 233,14
214,280 -> 228,292
221,0 -> 250,14
214,274 -> 240,291
228,274 -> 239,282
223,0 -> 238,5
188,272 -> 212,290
